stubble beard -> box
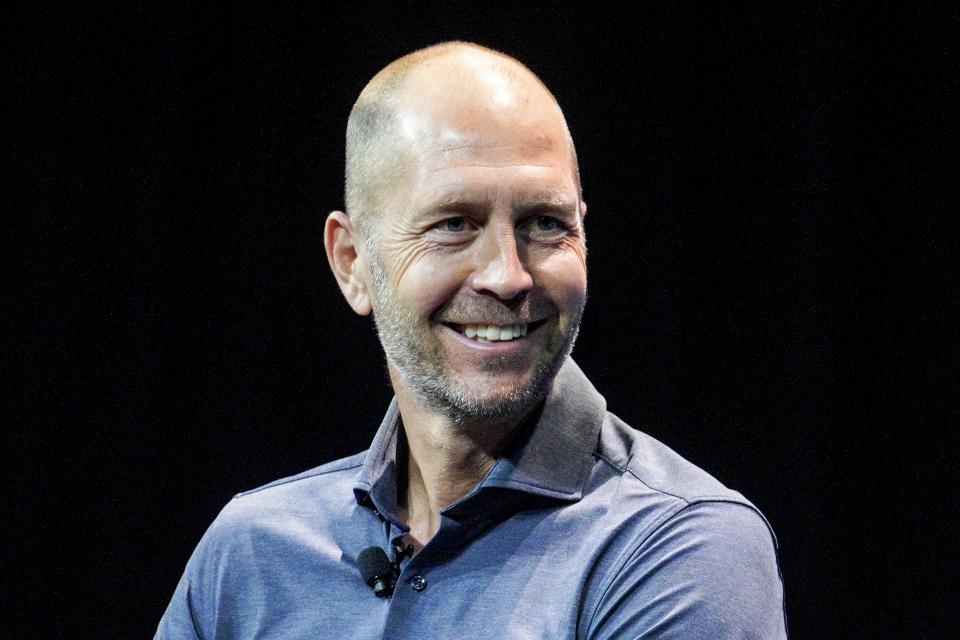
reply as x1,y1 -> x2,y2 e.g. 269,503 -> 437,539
366,247 -> 584,425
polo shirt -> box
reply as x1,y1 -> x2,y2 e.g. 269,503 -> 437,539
156,358 -> 787,639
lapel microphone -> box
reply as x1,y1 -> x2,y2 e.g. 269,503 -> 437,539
358,546 -> 396,597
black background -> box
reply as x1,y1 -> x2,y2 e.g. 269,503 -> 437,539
11,2 -> 958,638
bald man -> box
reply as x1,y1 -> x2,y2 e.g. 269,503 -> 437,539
157,42 -> 787,639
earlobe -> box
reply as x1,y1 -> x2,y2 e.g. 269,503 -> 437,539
324,211 -> 372,316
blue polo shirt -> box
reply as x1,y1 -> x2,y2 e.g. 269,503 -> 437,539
157,358 -> 787,638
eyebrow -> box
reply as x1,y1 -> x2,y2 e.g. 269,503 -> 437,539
419,192 -> 578,217
516,198 -> 579,216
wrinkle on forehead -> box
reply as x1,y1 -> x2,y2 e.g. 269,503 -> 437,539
436,141 -> 565,160
416,184 -> 578,219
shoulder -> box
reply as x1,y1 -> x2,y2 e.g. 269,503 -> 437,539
597,413 -> 777,568
597,411 -> 757,506
642,499 -> 781,574
583,413 -> 786,637
186,451 -> 368,593
157,451 -> 370,638
234,450 -> 367,499
205,450 -> 367,538
587,500 -> 787,638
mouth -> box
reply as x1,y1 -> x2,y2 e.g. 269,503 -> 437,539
440,319 -> 549,343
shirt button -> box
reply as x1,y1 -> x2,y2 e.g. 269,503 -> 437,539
410,574 -> 427,591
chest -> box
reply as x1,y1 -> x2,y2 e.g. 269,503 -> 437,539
210,509 -> 611,640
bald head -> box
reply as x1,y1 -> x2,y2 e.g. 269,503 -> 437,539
344,41 -> 581,237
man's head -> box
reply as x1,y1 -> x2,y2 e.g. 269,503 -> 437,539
325,42 -> 588,423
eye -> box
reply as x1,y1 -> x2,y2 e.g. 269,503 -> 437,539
520,214 -> 575,244
441,217 -> 467,232
535,216 -> 561,231
525,215 -> 569,240
427,216 -> 476,245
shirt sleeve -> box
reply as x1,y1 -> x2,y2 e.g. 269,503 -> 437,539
154,507 -> 230,640
586,500 -> 787,639
155,572 -> 203,640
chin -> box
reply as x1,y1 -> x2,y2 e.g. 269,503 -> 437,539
437,361 -> 557,421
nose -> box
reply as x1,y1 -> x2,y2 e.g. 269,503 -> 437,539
470,226 -> 534,300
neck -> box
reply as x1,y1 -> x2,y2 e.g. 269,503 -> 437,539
388,366 -> 533,552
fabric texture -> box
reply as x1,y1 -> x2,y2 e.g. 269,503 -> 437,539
157,358 -> 787,639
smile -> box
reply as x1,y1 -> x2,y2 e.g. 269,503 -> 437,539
442,320 -> 548,343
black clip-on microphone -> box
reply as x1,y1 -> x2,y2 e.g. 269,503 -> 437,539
358,546 -> 396,597
358,542 -> 415,597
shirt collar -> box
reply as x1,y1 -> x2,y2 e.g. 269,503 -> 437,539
353,357 -> 606,517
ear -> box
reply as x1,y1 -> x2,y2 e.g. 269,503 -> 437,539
324,211 -> 372,316
579,199 -> 588,220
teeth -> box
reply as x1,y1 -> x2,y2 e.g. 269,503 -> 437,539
457,323 -> 530,342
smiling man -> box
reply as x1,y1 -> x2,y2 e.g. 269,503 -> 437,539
157,42 -> 787,639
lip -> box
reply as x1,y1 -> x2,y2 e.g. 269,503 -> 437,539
439,321 -> 547,352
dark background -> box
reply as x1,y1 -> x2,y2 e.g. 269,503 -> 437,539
12,2 -> 957,637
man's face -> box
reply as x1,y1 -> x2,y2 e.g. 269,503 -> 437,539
363,85 -> 587,421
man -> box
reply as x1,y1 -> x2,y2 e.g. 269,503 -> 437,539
157,42 -> 786,638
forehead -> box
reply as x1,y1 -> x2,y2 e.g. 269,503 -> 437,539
414,143 -> 577,204
397,114 -> 579,209
406,140 -> 578,215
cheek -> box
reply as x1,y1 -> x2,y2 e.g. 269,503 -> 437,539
397,256 -> 469,319
533,250 -> 588,310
